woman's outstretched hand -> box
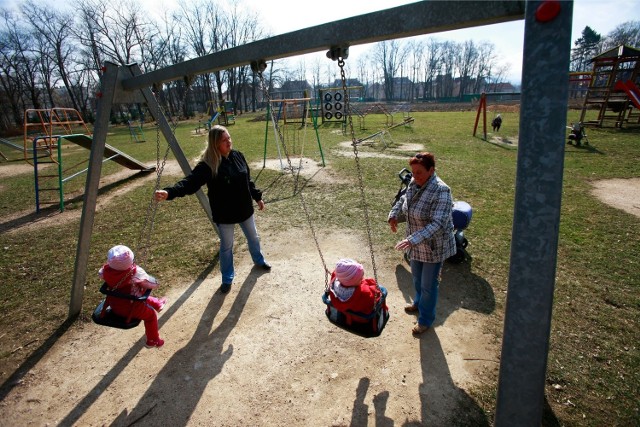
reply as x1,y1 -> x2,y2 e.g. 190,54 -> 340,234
154,190 -> 168,201
394,239 -> 411,251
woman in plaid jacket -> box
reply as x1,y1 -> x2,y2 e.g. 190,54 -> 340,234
388,152 -> 456,335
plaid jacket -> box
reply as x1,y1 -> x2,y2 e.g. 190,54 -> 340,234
388,173 -> 456,263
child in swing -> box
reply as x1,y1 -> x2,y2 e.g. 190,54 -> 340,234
98,245 -> 167,348
328,258 -> 387,317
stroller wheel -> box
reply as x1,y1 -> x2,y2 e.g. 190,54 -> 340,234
447,249 -> 466,263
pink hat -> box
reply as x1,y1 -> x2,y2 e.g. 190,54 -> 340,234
335,258 -> 364,287
107,245 -> 134,271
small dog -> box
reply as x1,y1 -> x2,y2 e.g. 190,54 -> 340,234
492,114 -> 502,132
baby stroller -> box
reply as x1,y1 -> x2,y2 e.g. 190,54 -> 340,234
391,168 -> 472,263
567,122 -> 588,147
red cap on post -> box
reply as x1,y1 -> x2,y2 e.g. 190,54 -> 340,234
535,0 -> 561,23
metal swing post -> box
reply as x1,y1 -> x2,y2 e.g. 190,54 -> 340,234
69,62 -> 119,318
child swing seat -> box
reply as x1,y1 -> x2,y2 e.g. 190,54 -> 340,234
322,286 -> 389,337
92,283 -> 151,329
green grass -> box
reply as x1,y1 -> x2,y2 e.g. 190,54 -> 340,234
0,108 -> 638,425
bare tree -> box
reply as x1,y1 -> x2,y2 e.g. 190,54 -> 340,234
440,41 -> 457,98
473,41 -> 499,93
3,11 -> 41,113
21,1 -> 80,111
0,10 -> 28,129
311,57 -> 322,97
455,40 -> 479,99
422,38 -> 443,100
177,0 -> 225,110
372,40 -> 405,101
76,0 -> 149,66
356,55 -> 371,100
602,20 -> 640,50
224,2 -> 265,114
408,40 -> 424,101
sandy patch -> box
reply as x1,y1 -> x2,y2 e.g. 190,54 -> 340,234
0,225 -> 498,426
591,178 -> 640,218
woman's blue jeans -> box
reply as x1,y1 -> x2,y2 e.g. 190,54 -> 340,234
410,259 -> 443,327
216,215 -> 266,284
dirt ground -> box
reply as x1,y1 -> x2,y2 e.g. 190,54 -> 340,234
1,147 -> 638,426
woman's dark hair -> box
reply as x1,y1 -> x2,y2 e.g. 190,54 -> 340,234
409,152 -> 435,170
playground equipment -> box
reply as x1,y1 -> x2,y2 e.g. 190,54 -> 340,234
0,137 -> 40,161
127,120 -> 146,142
343,102 -> 414,148
22,108 -> 153,212
566,122 -> 589,146
33,134 -> 154,213
578,44 -> 640,128
200,99 -> 235,131
264,97 -> 325,170
568,71 -> 593,98
472,92 -> 520,139
318,86 -> 363,124
73,3 -> 579,423
23,108 -> 91,164
320,51 -> 389,337
355,115 -> 414,149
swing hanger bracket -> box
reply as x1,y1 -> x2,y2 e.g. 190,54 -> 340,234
326,46 -> 349,62
250,59 -> 268,74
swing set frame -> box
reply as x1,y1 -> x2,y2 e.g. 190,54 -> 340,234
70,2 -> 575,424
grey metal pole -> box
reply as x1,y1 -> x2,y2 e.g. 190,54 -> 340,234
495,1 -> 573,425
121,1 -> 525,91
125,64 -> 216,229
68,62 -> 119,318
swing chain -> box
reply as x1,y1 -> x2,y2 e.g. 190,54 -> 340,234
252,61 -> 331,287
136,79 -> 192,266
336,52 -> 379,285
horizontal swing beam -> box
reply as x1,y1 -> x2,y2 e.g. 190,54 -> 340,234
268,98 -> 312,103
120,1 -> 525,91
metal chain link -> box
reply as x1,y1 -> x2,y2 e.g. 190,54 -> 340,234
136,79 -> 191,266
253,64 -> 330,288
337,56 -> 379,286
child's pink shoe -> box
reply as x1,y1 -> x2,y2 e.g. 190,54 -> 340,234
157,297 -> 168,312
145,338 -> 165,348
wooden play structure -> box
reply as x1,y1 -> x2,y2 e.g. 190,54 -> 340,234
578,44 -> 640,128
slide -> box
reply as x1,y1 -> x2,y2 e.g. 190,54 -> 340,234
208,111 -> 219,126
61,134 -> 155,171
0,137 -> 35,153
614,80 -> 640,109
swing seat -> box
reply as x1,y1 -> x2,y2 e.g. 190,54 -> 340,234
91,283 -> 151,330
322,286 -> 389,337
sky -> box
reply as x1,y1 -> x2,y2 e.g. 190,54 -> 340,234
238,0 -> 640,85
1,0 -> 639,85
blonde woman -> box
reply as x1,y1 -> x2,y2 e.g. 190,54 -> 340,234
155,125 -> 270,293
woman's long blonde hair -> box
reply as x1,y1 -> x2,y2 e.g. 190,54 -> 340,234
200,125 -> 228,176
